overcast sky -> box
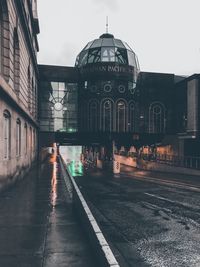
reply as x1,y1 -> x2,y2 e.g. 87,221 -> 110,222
37,0 -> 200,76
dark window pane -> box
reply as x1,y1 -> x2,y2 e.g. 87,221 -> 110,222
115,48 -> 128,64
88,48 -> 101,63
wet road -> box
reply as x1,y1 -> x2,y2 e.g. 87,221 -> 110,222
75,166 -> 200,267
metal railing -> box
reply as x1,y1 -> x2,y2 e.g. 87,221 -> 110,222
140,153 -> 200,170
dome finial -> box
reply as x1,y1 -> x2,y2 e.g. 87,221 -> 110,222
106,16 -> 108,33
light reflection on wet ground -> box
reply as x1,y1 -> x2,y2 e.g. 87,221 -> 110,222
75,167 -> 200,267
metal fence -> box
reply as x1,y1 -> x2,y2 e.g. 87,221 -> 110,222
140,153 -> 200,170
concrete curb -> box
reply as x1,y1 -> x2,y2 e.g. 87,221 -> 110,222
59,155 -> 120,267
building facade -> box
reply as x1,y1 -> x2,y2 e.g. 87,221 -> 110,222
0,0 -> 39,190
38,33 -> 200,159
1,1 -> 200,190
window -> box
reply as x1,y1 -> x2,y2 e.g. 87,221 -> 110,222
30,127 -> 32,152
101,47 -> 115,62
24,123 -> 28,154
116,100 -> 126,132
28,65 -> 31,111
0,1 -> 10,80
3,110 -> 11,159
115,48 -> 128,64
87,48 -> 101,63
101,99 -> 114,132
149,102 -> 166,133
128,101 -> 136,132
16,119 -> 21,156
13,28 -> 20,94
89,100 -> 99,131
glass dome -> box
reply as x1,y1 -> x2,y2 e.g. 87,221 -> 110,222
75,33 -> 139,69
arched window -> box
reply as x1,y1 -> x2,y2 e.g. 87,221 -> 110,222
3,110 -> 11,159
89,100 -> 99,131
0,1 -> 10,80
16,119 -> 21,156
116,100 -> 127,132
24,123 -> 28,155
128,101 -> 136,132
13,28 -> 20,93
149,102 -> 166,133
101,99 -> 114,132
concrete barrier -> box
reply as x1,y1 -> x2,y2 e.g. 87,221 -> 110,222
59,155 -> 120,267
114,154 -> 137,168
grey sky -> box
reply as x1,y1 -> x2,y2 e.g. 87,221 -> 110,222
37,0 -> 200,76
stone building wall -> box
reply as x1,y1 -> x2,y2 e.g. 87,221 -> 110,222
0,0 -> 39,191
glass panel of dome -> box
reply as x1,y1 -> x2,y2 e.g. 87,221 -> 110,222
88,48 -> 101,63
78,50 -> 88,66
127,51 -> 136,66
101,47 -> 115,62
90,39 -> 103,48
114,39 -> 125,48
83,41 -> 93,50
115,48 -> 128,64
75,55 -> 79,66
136,55 -> 140,69
123,41 -> 132,51
101,38 -> 114,47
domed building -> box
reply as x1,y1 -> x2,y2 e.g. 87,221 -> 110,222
76,33 -> 140,133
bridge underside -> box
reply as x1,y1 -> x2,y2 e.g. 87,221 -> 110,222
39,131 -> 164,148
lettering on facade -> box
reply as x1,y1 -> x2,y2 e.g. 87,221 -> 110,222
81,64 -> 134,75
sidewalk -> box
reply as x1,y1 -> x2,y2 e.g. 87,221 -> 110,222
0,155 -> 96,267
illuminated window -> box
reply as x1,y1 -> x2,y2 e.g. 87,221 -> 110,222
149,102 -> 166,133
16,119 -> 21,156
3,110 -> 11,159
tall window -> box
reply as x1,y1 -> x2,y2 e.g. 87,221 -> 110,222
16,119 -> 21,156
0,1 -> 10,80
128,101 -> 135,132
149,102 -> 166,133
3,110 -> 11,159
13,28 -> 20,93
28,65 -> 31,111
30,127 -> 32,152
24,123 -> 28,155
89,100 -> 99,131
101,99 -> 114,132
116,100 -> 126,132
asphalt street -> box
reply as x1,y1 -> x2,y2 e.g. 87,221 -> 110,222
75,165 -> 200,267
